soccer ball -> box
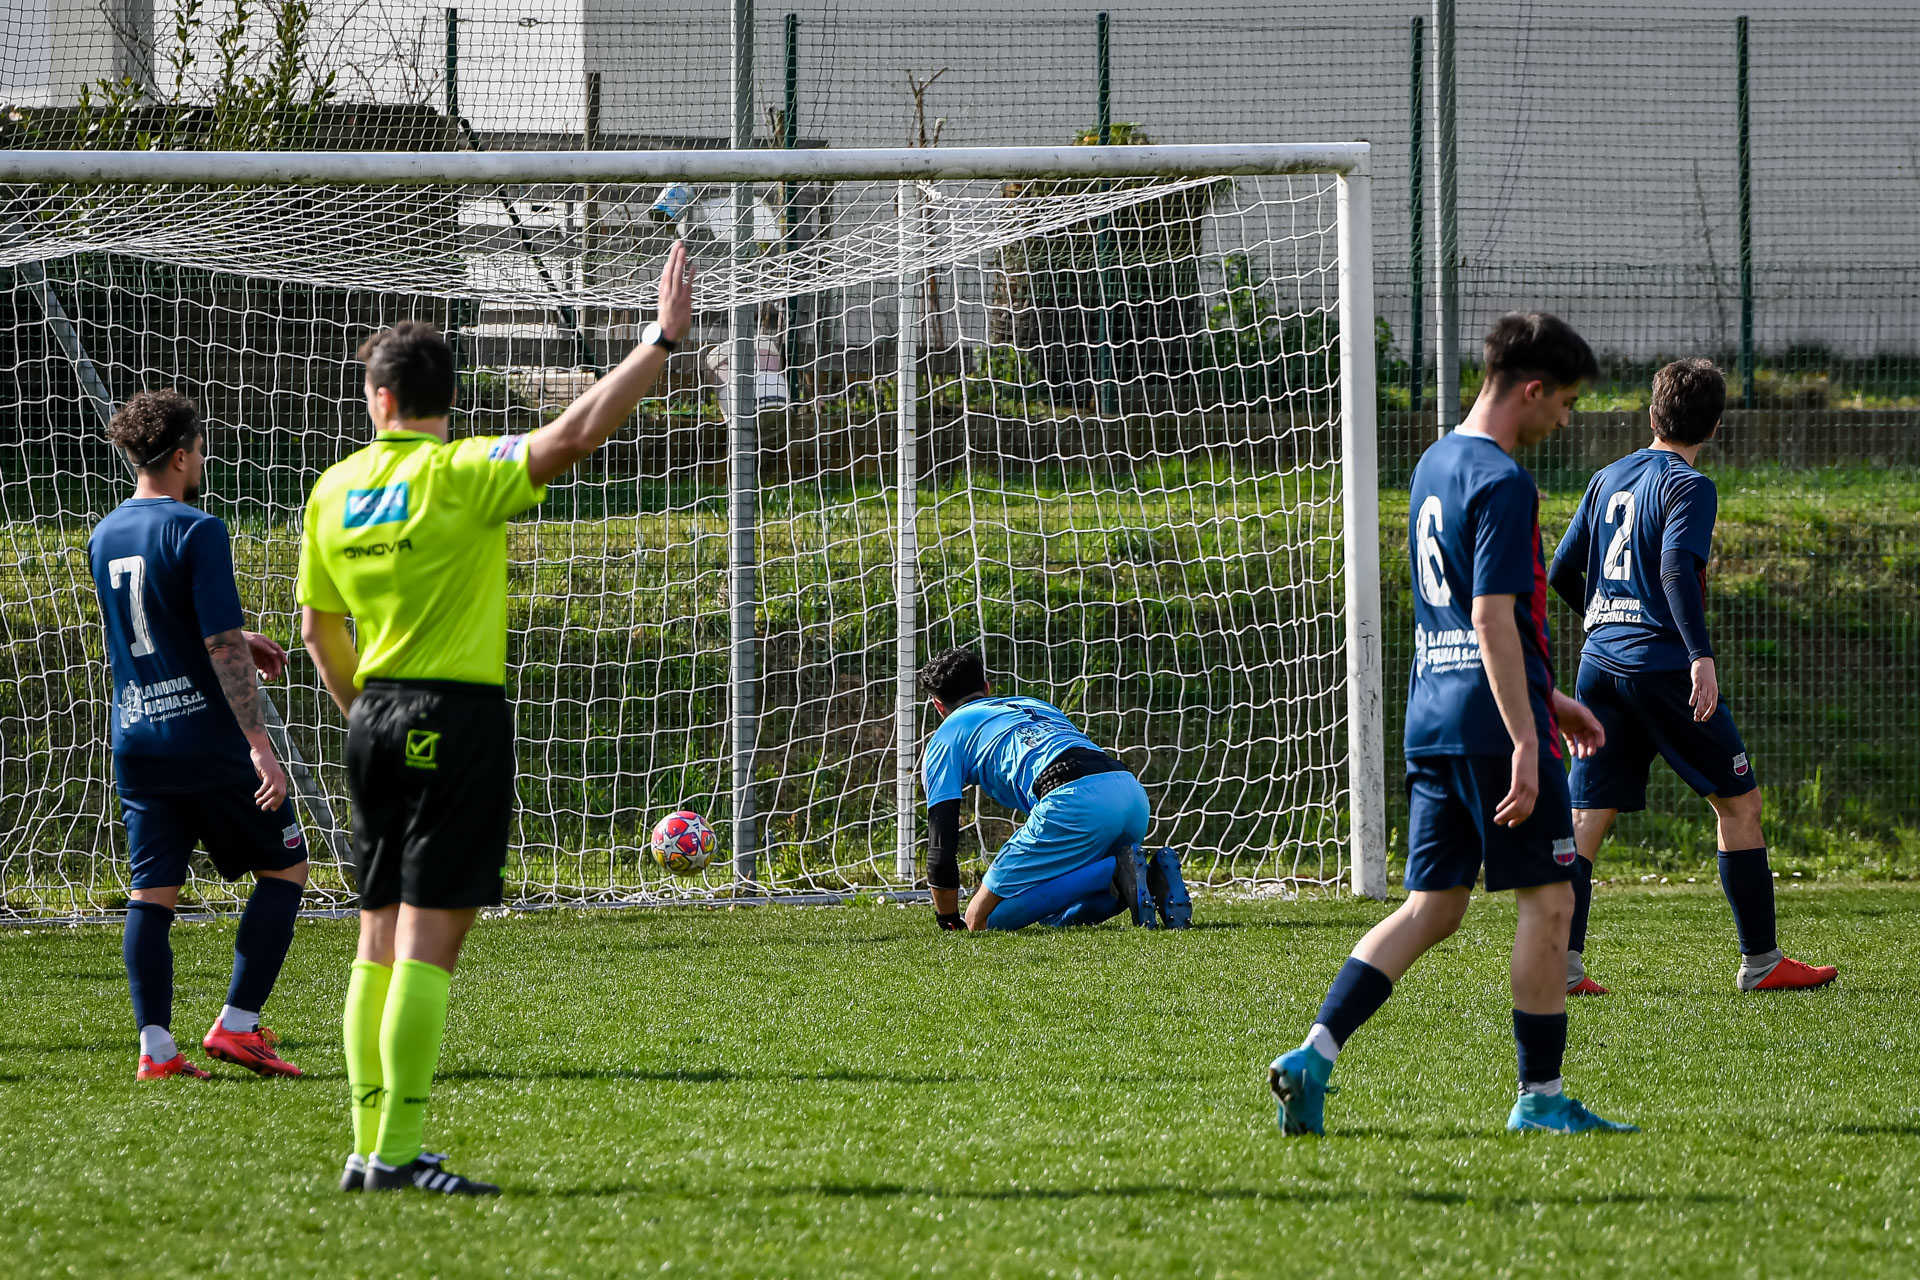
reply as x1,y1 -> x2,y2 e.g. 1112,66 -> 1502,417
650,809 -> 717,876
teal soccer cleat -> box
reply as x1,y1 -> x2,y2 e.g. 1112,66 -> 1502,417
1268,1047 -> 1334,1136
1145,847 -> 1193,929
1506,1092 -> 1640,1134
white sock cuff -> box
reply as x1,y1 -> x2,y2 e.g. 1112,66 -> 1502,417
139,1025 -> 178,1062
218,1004 -> 260,1033
1520,1076 -> 1564,1097
1304,1023 -> 1340,1063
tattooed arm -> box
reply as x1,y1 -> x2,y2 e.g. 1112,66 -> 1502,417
205,625 -> 290,812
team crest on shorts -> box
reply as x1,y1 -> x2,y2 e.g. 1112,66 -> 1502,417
1551,837 -> 1577,866
1732,753 -> 1750,776
281,822 -> 303,849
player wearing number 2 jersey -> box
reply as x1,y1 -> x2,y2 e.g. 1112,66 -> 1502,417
1268,314 -> 1636,1137
89,390 -> 308,1082
1550,358 -> 1836,995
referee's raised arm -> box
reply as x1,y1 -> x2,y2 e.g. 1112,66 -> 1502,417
525,239 -> 693,488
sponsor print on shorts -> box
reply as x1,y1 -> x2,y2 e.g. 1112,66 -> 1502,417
344,481 -> 409,529
1732,752 -> 1750,777
405,729 -> 441,770
1552,837 -> 1578,867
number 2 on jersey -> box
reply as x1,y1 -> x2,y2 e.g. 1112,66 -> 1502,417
1601,490 -> 1636,580
107,555 -> 156,657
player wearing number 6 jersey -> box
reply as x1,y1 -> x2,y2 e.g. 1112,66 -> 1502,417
1549,358 -> 1836,995
89,391 -> 309,1082
1268,314 -> 1636,1137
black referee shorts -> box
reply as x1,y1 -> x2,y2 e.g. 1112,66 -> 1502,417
346,679 -> 514,911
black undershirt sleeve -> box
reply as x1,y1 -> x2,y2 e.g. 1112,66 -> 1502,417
1660,545 -> 1715,663
926,798 -> 962,891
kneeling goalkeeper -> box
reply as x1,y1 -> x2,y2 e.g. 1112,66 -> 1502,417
919,648 -> 1188,932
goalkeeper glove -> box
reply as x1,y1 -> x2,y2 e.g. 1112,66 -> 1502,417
935,911 -> 966,932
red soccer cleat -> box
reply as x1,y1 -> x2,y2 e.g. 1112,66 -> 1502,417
1567,975 -> 1611,997
203,1021 -> 304,1077
138,1053 -> 211,1080
1744,955 -> 1838,992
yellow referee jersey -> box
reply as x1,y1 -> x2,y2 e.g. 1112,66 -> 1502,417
296,430 -> 545,687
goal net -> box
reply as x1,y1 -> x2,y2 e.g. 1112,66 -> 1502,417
0,144 -> 1383,917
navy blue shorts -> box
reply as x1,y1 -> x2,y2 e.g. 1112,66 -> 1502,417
1568,661 -> 1757,812
120,785 -> 309,890
1405,746 -> 1577,893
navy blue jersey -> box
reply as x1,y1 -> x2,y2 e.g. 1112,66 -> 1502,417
923,696 -> 1101,815
1552,449 -> 1716,675
1404,431 -> 1559,758
88,498 -> 256,795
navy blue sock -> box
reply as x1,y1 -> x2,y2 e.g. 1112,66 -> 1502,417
1717,847 -> 1777,956
227,877 -> 303,1013
1569,855 -> 1593,954
1313,958 -> 1394,1050
1512,1009 -> 1568,1087
123,900 -> 175,1032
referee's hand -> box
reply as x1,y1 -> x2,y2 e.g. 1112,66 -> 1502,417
658,239 -> 692,343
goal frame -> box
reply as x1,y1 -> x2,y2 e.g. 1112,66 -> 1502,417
1,142 -> 1387,901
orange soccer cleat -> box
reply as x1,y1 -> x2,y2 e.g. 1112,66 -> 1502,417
138,1053 -> 211,1080
203,1021 -> 304,1077
1742,955 -> 1838,992
1567,975 -> 1611,997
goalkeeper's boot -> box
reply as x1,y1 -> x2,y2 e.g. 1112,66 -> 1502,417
365,1152 -> 500,1196
1739,951 -> 1837,992
137,1053 -> 211,1081
1507,1092 -> 1639,1134
339,1153 -> 367,1193
202,1020 -> 304,1077
1268,1047 -> 1334,1136
1145,847 -> 1193,929
1112,845 -> 1157,928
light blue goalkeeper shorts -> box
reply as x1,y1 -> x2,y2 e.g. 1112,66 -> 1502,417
981,769 -> 1151,899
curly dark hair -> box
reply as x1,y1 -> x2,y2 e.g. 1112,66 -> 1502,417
1649,358 -> 1725,446
108,390 -> 203,470
358,320 -> 456,419
919,647 -> 989,706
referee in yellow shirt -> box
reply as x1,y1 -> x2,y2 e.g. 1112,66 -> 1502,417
301,242 -> 691,1195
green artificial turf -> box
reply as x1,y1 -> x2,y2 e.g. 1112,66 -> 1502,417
2,883 -> 1916,1278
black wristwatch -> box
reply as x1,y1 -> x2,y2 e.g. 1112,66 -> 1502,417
641,321 -> 680,353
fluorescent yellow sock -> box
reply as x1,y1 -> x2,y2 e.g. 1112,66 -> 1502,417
373,958 -> 453,1168
343,960 -> 391,1158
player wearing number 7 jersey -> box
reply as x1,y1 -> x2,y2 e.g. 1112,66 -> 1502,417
1268,313 -> 1636,1137
1549,358 -> 1836,995
88,391 -> 309,1083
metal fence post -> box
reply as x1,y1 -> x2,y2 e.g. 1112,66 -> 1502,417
1338,169 -> 1388,901
729,0 -> 760,887
1409,14 -> 1425,415
1432,0 -> 1459,435
1737,15 -> 1755,406
895,179 -> 922,882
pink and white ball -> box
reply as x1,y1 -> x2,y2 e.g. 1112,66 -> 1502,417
650,810 -> 718,876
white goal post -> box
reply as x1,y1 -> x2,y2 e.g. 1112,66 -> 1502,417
0,142 -> 1385,915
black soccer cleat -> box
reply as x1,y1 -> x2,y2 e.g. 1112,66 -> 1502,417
340,1152 -> 366,1192
1112,843 -> 1157,927
364,1151 -> 500,1196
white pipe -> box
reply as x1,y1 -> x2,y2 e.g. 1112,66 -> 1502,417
1337,171 -> 1389,901
0,143 -> 1370,187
